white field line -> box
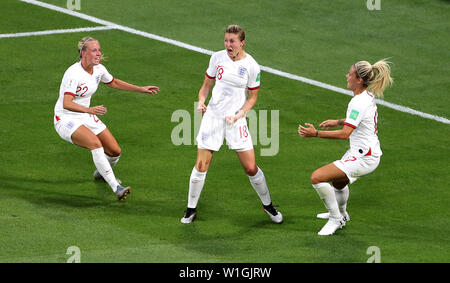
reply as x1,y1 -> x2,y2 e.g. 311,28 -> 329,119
17,0 -> 450,125
0,26 -> 114,39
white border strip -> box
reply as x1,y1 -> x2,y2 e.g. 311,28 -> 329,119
17,0 -> 450,124
0,26 -> 114,39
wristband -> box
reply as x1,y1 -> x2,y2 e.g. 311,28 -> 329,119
315,130 -> 319,137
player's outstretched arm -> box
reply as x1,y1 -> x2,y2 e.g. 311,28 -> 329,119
298,123 -> 353,140
106,78 -> 160,96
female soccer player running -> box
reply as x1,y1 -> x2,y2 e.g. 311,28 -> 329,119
180,25 -> 283,224
54,37 -> 159,201
298,59 -> 393,235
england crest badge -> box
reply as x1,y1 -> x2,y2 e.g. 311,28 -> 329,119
238,66 -> 246,76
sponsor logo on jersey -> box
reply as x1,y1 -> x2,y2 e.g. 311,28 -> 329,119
69,79 -> 76,89
349,109 -> 359,120
256,72 -> 261,82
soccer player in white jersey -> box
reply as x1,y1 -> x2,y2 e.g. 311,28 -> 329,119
54,37 -> 159,201
180,25 -> 283,224
298,59 -> 393,235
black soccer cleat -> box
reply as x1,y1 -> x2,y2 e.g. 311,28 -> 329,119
180,207 -> 197,224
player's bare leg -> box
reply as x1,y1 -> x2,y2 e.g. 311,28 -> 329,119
311,163 -> 348,185
181,149 -> 214,223
236,149 -> 257,176
236,149 -> 283,223
195,148 -> 214,172
97,128 -> 121,157
71,125 -> 102,150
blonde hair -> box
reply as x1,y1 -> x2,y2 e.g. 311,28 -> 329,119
225,24 -> 245,42
77,36 -> 105,61
354,59 -> 393,98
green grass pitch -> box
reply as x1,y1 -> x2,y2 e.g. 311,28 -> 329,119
0,0 -> 449,263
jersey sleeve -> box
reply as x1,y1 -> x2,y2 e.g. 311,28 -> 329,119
344,98 -> 367,129
247,60 -> 261,90
60,70 -> 79,96
99,64 -> 114,84
205,53 -> 217,79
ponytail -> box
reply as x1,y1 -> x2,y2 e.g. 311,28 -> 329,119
369,59 -> 393,98
355,59 -> 393,98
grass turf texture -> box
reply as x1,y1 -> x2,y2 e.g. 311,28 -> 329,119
0,0 -> 449,262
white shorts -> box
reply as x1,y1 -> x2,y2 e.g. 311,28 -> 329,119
333,149 -> 380,184
54,113 -> 106,144
196,110 -> 253,152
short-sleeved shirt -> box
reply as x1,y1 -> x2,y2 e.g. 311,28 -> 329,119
54,62 -> 113,119
205,50 -> 261,117
344,90 -> 382,157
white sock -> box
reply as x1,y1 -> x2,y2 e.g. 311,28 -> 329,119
312,182 -> 341,219
248,167 -> 272,206
334,185 -> 349,214
187,167 -> 207,209
91,147 -> 119,192
106,154 -> 120,168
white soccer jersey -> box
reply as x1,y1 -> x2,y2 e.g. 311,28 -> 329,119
54,62 -> 113,120
205,50 -> 261,117
344,90 -> 382,157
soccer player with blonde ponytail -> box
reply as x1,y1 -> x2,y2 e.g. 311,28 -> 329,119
298,59 -> 393,235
